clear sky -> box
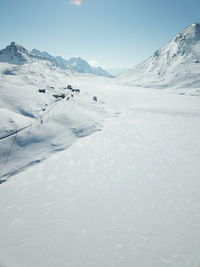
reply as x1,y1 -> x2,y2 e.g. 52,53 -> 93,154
0,0 -> 200,68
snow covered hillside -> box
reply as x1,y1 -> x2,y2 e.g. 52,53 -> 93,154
120,23 -> 200,91
31,49 -> 112,77
0,55 -> 108,179
0,77 -> 200,267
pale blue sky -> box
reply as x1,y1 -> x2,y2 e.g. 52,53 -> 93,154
0,0 -> 199,68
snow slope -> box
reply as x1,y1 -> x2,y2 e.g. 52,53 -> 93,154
120,23 -> 200,90
0,74 -> 200,266
0,59 -> 108,179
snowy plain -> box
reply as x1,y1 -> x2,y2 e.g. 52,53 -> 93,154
0,73 -> 200,267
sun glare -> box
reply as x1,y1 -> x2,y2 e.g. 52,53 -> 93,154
70,0 -> 83,6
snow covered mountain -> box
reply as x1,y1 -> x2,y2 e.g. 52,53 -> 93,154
31,49 -> 112,77
0,42 -> 33,64
0,42 -> 112,77
120,23 -> 200,89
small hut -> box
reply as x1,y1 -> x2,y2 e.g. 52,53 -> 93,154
38,89 -> 46,93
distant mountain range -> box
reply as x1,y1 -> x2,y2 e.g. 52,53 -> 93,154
120,23 -> 200,88
31,49 -> 112,77
1,23 -> 200,87
0,42 -> 112,77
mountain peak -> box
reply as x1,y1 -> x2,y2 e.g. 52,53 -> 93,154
185,22 -> 200,34
10,41 -> 17,46
174,23 -> 200,43
6,42 -> 29,54
192,22 -> 200,26
0,42 -> 30,64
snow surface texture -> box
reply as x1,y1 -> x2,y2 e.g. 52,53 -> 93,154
120,23 -> 200,92
0,76 -> 200,267
0,24 -> 200,267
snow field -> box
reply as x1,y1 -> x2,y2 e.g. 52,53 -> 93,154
0,77 -> 200,266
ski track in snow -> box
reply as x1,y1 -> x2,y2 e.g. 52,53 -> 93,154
0,76 -> 200,267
